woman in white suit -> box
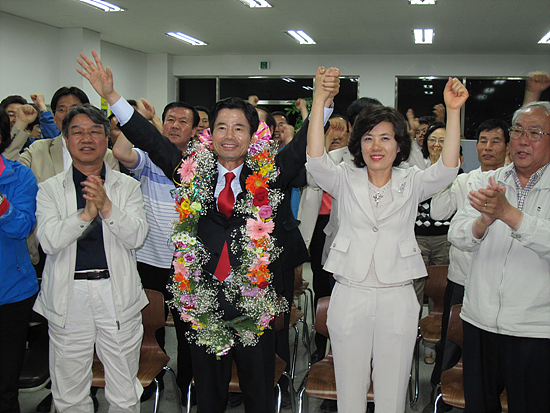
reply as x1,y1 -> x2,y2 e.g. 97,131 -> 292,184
307,67 -> 468,413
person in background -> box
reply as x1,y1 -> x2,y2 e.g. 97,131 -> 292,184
0,106 -> 39,413
423,118 -> 510,413
449,101 -> 550,413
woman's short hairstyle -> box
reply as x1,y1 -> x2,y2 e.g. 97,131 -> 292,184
348,105 -> 410,168
0,107 -> 12,154
422,122 -> 446,159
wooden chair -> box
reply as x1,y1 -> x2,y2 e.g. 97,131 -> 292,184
92,289 -> 179,413
297,296 -> 374,413
434,304 -> 508,412
419,265 -> 449,347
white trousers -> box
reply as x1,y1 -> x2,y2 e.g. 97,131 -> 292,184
48,279 -> 143,413
327,282 -> 419,413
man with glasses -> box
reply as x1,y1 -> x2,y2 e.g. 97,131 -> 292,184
448,101 -> 550,413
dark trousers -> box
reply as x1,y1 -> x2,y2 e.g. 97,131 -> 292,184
430,280 -> 464,386
0,293 -> 37,413
137,262 -> 193,394
310,214 -> 334,354
191,327 -> 276,413
275,268 -> 293,392
463,321 -> 550,413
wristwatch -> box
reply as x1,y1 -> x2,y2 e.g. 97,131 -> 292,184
0,193 -> 4,205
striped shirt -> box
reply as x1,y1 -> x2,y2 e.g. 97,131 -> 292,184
131,149 -> 178,268
504,162 -> 550,211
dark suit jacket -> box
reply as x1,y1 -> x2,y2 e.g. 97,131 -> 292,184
120,111 -> 309,299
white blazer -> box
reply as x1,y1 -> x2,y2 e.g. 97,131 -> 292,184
306,151 -> 458,284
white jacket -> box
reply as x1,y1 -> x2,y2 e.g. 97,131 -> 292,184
448,163 -> 550,339
307,152 -> 458,284
34,164 -> 149,327
430,167 -> 482,285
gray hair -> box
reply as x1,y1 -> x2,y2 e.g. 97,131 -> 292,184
61,104 -> 110,138
512,101 -> 550,126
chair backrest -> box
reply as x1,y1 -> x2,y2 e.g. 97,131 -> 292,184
447,304 -> 463,349
424,265 -> 448,314
141,289 -> 168,353
315,296 -> 330,339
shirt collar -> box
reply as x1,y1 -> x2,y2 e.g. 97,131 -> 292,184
217,161 -> 244,178
504,161 -> 550,188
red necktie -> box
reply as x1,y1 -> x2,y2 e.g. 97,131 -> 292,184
214,172 -> 235,282
218,172 -> 235,219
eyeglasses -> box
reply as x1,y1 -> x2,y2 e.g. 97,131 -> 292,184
427,138 -> 444,145
509,127 -> 550,142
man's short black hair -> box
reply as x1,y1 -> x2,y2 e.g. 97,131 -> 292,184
210,97 -> 259,139
348,105 -> 410,168
346,97 -> 383,127
0,108 -> 12,154
422,122 -> 446,159
255,107 -> 276,132
127,99 -> 138,108
418,115 -> 435,126
0,95 -> 27,109
51,87 -> 89,113
475,119 -> 510,143
271,111 -> 288,123
161,102 -> 200,128
194,105 -> 210,116
61,104 -> 110,139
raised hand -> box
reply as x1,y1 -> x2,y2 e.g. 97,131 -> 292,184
526,71 -> 550,95
77,50 -> 120,105
406,108 -> 419,131
433,103 -> 446,123
30,93 -> 47,112
443,77 -> 469,111
248,95 -> 260,106
17,104 -> 38,127
137,98 -> 155,121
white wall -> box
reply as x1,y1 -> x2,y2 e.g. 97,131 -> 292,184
2,11 -> 549,112
0,12 -> 147,108
173,54 -> 550,106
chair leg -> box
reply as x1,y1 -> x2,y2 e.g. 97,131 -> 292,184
434,392 -> 444,413
275,383 -> 282,413
297,386 -> 306,413
152,377 -> 160,413
409,328 -> 421,407
290,323 -> 300,380
163,365 -> 183,413
282,371 -> 295,413
186,382 -> 192,413
305,287 -> 315,336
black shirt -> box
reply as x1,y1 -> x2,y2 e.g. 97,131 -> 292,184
73,165 -> 109,271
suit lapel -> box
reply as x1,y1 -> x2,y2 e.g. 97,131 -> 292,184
377,167 -> 413,221
51,136 -> 64,176
348,167 -> 377,225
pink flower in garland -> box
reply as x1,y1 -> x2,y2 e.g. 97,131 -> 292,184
246,218 -> 274,240
251,253 -> 270,271
177,158 -> 197,184
258,205 -> 272,220
173,260 -> 189,277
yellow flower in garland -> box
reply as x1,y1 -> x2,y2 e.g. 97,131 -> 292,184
175,198 -> 192,220
260,164 -> 273,176
245,172 -> 268,193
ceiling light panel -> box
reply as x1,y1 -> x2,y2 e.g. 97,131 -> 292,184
76,0 -> 124,12
409,0 -> 436,4
286,30 -> 316,45
166,32 -> 207,46
238,0 -> 272,7
414,29 -> 434,44
539,30 -> 550,44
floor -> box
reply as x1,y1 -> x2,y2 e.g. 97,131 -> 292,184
18,263 -> 463,413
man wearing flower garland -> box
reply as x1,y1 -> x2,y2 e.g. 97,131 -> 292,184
77,50 -> 340,412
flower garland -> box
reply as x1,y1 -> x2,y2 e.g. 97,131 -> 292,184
167,121 -> 287,357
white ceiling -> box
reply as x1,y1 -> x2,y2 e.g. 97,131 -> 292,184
1,0 -> 549,57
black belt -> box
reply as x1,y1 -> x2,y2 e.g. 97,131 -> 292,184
74,270 -> 110,280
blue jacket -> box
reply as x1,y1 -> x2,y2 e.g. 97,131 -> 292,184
0,154 -> 38,305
